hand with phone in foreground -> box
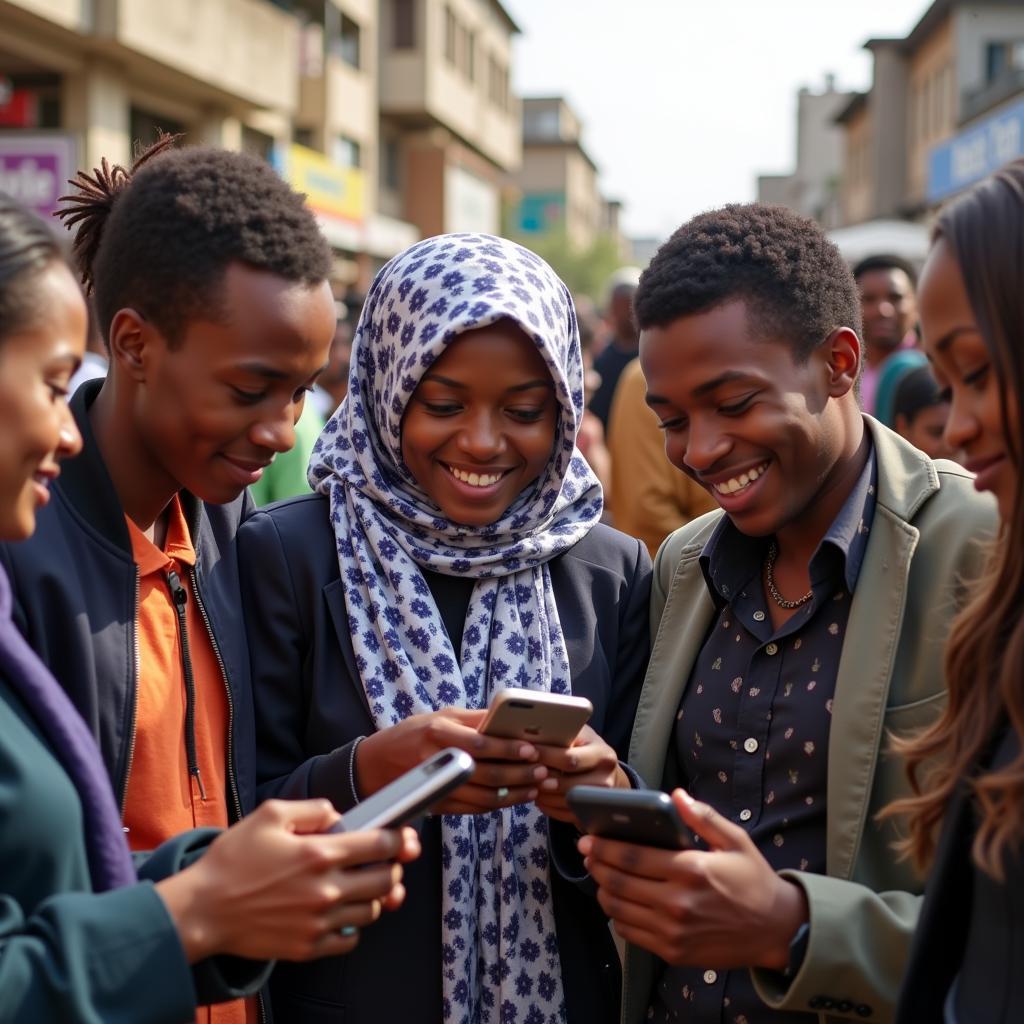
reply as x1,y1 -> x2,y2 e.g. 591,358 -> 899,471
578,788 -> 808,971
155,799 -> 420,964
477,688 -> 631,824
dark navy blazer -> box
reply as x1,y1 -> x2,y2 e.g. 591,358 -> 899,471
237,493 -> 652,1024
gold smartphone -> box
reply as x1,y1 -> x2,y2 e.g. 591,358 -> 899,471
478,688 -> 593,747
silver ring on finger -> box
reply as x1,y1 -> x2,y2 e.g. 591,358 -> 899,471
496,787 -> 510,801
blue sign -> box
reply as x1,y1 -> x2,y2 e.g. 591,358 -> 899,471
928,96 -> 1024,202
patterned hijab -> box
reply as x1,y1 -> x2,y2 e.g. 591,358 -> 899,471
309,233 -> 602,1023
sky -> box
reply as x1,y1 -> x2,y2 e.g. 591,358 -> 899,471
504,0 -> 931,240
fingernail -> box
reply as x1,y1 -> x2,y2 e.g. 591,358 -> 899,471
540,778 -> 558,791
519,744 -> 536,759
533,765 -> 548,780
527,788 -> 538,800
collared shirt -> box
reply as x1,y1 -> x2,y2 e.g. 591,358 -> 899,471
121,495 -> 255,1024
651,444 -> 877,1024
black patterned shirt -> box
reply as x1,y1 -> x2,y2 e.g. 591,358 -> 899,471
650,445 -> 877,1024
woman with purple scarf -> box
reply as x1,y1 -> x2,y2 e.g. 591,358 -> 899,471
0,193 -> 419,1022
238,233 -> 653,1023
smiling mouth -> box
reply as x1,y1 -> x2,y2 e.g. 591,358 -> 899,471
711,461 -> 769,496
444,463 -> 509,488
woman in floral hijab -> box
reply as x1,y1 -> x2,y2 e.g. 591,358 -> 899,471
239,233 -> 652,1024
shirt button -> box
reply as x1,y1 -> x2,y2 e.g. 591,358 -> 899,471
703,970 -> 718,984
739,808 -> 752,821
753,610 -> 765,621
766,642 -> 778,655
743,737 -> 759,754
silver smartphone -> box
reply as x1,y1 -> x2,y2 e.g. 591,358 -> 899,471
478,688 -> 593,747
566,786 -> 694,850
330,748 -> 475,833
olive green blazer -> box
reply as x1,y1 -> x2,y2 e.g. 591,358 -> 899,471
622,419 -> 997,1024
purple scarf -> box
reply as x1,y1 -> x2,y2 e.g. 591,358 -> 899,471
0,563 -> 135,891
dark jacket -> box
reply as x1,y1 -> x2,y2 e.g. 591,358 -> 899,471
237,493 -> 652,1024
0,561 -> 269,1021
896,728 -> 1023,1024
0,379 -> 256,817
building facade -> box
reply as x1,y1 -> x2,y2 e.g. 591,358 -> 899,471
756,75 -> 856,230
834,0 -> 1024,226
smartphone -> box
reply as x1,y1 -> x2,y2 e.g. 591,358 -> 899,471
567,786 -> 694,850
330,748 -> 475,833
478,688 -> 593,747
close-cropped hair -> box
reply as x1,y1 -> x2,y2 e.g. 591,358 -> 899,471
884,159 -> 1024,882
851,253 -> 918,289
0,192 -> 69,340
634,202 -> 861,361
56,135 -> 332,345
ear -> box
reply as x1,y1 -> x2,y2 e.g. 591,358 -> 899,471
107,308 -> 157,383
822,327 -> 860,398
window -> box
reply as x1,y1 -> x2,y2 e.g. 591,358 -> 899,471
466,31 -> 475,81
330,13 -> 361,69
444,6 -> 457,64
242,125 -> 275,162
294,127 -> 315,149
129,106 -> 185,151
488,54 -> 508,111
986,40 -> 1024,84
333,134 -> 362,169
393,0 -> 415,49
380,137 -> 401,191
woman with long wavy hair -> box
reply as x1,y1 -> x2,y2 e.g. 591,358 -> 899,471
888,159 -> 1024,1023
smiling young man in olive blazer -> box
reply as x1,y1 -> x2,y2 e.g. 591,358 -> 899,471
577,204 -> 996,1024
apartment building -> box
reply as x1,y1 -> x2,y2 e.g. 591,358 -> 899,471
834,0 -> 1024,226
376,0 -> 521,240
757,75 -> 857,230
510,95 -> 606,252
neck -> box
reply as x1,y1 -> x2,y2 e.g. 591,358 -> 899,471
89,379 -> 179,534
773,412 -> 868,570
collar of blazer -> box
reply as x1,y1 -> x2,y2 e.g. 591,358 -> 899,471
628,416 -> 964,878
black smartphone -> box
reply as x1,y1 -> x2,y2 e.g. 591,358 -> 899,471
567,786 -> 694,850
330,748 -> 475,833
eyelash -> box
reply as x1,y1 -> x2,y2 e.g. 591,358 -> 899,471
232,385 -> 312,405
656,395 -> 754,431
422,402 -> 546,422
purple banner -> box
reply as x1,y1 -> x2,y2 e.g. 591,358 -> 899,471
0,134 -> 77,220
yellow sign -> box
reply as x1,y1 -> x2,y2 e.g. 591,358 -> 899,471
276,143 -> 365,224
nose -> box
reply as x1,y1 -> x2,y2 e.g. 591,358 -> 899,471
57,406 -> 82,460
877,300 -> 896,319
942,391 -> 978,454
681,416 -> 731,475
456,410 -> 506,460
249,399 -> 301,454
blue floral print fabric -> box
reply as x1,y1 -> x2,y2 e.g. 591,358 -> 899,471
308,233 -> 603,1024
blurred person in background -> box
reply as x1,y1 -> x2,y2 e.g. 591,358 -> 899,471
589,266 -> 642,431
853,254 -> 919,415
891,363 -> 954,462
607,356 -> 716,558
0,190 -> 418,1023
577,307 -> 613,503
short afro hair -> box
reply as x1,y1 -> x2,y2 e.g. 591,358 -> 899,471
851,253 -> 918,289
57,135 -> 332,344
634,203 -> 861,362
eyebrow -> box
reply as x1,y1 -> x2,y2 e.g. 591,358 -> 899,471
645,370 -> 759,409
934,326 -> 981,353
421,373 -> 553,393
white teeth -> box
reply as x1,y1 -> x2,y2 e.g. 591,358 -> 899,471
448,465 -> 503,487
714,461 -> 768,496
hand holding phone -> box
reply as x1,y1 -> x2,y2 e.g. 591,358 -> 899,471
332,748 -> 475,833
567,786 -> 694,850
